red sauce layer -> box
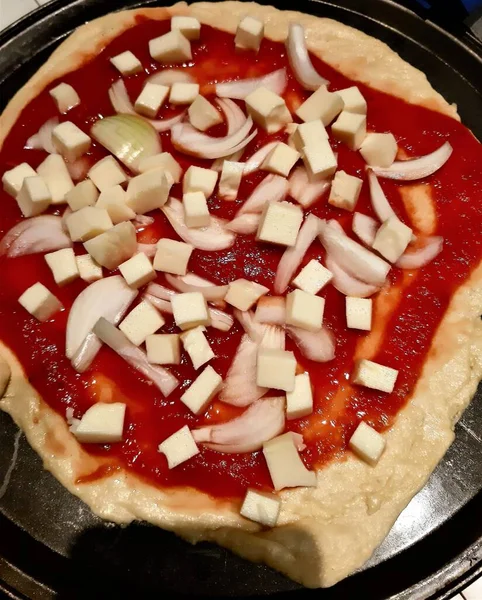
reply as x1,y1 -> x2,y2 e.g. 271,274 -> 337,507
0,18 -> 481,499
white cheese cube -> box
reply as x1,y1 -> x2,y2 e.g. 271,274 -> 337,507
36,154 -> 74,204
96,185 -> 136,224
188,95 -> 223,131
349,421 -> 385,466
290,120 -> 328,151
328,170 -> 363,211
45,248 -> 79,287
171,15 -> 201,40
292,259 -> 332,295
180,365 -> 222,414
146,334 -> 181,365
52,121 -> 91,161
66,180 -> 99,211
49,82 -> 80,114
169,82 -> 199,105
183,165 -> 218,198
171,292 -> 211,331
158,425 -> 199,468
263,433 -> 317,490
110,50 -> 143,75
137,152 -> 182,183
2,163 -> 37,198
149,30 -> 192,64
76,254 -> 103,283
346,297 -> 372,331
218,161 -> 244,200
66,206 -> 113,242
286,373 -> 313,420
286,289 -> 324,332
16,176 -> 51,217
352,359 -> 398,393
225,279 -> 269,311
296,86 -> 344,125
337,86 -> 367,115
154,238 -> 193,275
332,111 -> 367,150
126,169 -> 172,214
119,300 -> 165,346
18,282 -> 63,322
372,216 -> 413,263
73,403 -> 126,444
256,348 -> 296,392
301,139 -> 337,180
240,489 -> 281,527
180,326 -> 214,369
245,87 -> 291,133
261,142 -> 300,177
135,83 -> 169,118
119,253 -> 156,289
88,156 -> 127,192
256,201 -> 303,247
183,191 -> 210,228
235,15 -> 264,51
360,133 -> 398,168
83,221 -> 137,270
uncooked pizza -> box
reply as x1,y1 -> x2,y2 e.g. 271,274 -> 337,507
0,1 -> 481,589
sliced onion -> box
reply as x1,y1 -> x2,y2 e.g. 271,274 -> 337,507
146,283 -> 176,300
288,166 -> 330,208
396,236 -> 443,269
211,150 -> 244,172
367,170 -> 395,222
133,214 -> 155,231
325,255 -> 380,298
144,294 -> 173,314
137,243 -> 157,258
66,157 -> 90,182
243,141 -> 279,175
286,326 -> 335,362
180,272 -> 226,308
24,118 -> 59,154
352,212 -> 378,246
261,325 -> 285,350
226,213 -> 260,234
164,273 -> 228,301
233,309 -> 266,343
216,68 -> 287,100
147,70 -> 194,87
286,23 -> 329,90
291,432 -> 306,452
371,142 -> 453,181
93,317 -> 178,396
254,296 -> 286,325
216,98 -> 245,135
0,216 -> 73,258
238,174 -> 288,216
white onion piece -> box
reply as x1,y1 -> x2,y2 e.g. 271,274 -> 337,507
66,157 -> 90,182
24,118 -> 59,154
137,243 -> 157,258
216,68 -> 287,100
291,432 -> 306,452
133,214 -> 155,231
217,98 -> 245,135
147,69 -> 194,87
254,296 -> 286,325
286,326 -> 335,362
93,318 -> 179,396
325,255 -> 380,298
0,216 -> 73,258
238,174 -> 288,216
288,167 -> 330,208
233,309 -> 266,343
371,142 -> 453,181
164,273 -> 228,301
144,294 -> 173,314
71,332 -> 101,373
274,214 -> 321,294
367,170 -> 395,222
211,150 -> 244,172
226,213 -> 260,234
146,282 -> 176,300
261,325 -> 285,350
243,141 -> 279,175
180,272 -> 226,308
286,23 -> 329,90
396,236 -> 443,269
352,212 -> 378,246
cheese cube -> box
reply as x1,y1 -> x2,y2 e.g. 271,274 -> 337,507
76,254 -> 103,283
180,326 -> 214,369
180,365 -> 222,414
49,83 -> 80,114
256,348 -> 296,392
245,87 -> 291,133
296,86 -> 344,125
126,169 -> 172,214
256,201 -> 303,247
329,170 -> 363,211
261,142 -> 300,177
119,253 -> 156,289
352,359 -> 398,393
225,279 -> 269,311
263,433 -> 317,490
182,191 -> 210,228
66,206 -> 113,242
149,30 -> 192,64
346,297 -> 372,331
135,83 -> 169,118
158,425 -> 199,468
372,216 -> 413,263
183,165 -> 218,198
301,139 -> 337,180
337,86 -> 367,115
45,248 -> 79,286
240,489 -> 281,527
96,185 -> 136,224
16,176 -> 51,217
292,259 -> 332,294
88,156 -> 127,192
286,373 -> 313,420
332,111 -> 367,150
52,121 -> 91,161
218,161 -> 244,200
66,180 -> 99,211
73,403 -> 126,444
36,154 -> 74,204
286,289 -> 324,332
349,421 -> 385,466
169,82 -> 199,105
290,120 -> 328,151
110,50 -> 143,75
119,300 -> 165,346
2,163 -> 36,197
171,15 -> 201,40
235,15 -> 264,51
18,282 -> 63,322
146,334 -> 181,365
154,238 -> 193,275
83,221 -> 137,270
171,292 -> 211,331
137,152 -> 182,182
360,133 -> 398,168
188,95 -> 223,131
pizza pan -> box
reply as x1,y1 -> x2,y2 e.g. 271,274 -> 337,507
0,0 -> 481,598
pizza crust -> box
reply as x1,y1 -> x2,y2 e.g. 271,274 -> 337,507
0,2 -> 480,588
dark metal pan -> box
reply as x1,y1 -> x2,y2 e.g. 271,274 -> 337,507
0,0 -> 481,598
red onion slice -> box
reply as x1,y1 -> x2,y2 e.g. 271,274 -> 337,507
254,296 -> 286,325
0,216 -> 73,258
286,326 -> 335,363
396,236 -> 443,269
164,273 -> 228,301
288,167 -> 330,208
216,68 -> 287,100
286,23 -> 329,90
243,141 -> 279,175
371,142 -> 453,181
226,213 -> 261,234
325,255 -> 380,298
352,212 -> 378,247
238,174 -> 288,215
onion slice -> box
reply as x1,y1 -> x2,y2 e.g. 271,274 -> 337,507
367,170 -> 395,222
243,141 -> 279,175
24,118 -> 59,154
216,68 -> 287,100
216,98 -> 244,135
254,296 -> 286,325
226,213 -> 260,234
233,309 -> 266,343
396,236 -> 443,269
325,255 -> 380,298
180,272 -> 227,308
352,212 -> 378,246
0,216 -> 73,258
133,214 -> 155,231
288,167 -> 330,208
286,23 -> 329,90
144,294 -> 173,314
371,142 -> 453,181
137,243 -> 157,258
211,149 -> 244,172
238,174 -> 288,215
261,325 -> 285,350
286,326 -> 335,363
147,70 -> 194,87
164,273 -> 228,301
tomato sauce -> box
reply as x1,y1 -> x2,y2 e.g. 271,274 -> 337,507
0,18 -> 481,499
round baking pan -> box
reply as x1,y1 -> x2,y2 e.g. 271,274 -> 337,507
0,0 -> 481,598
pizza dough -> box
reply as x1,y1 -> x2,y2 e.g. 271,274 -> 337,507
0,2 -> 481,588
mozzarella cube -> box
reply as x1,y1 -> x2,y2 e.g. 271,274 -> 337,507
360,133 -> 398,168
158,425 -> 199,468
235,15 -> 264,51
346,297 -> 372,331
372,216 -> 413,263
286,373 -> 313,420
16,176 -> 51,217
245,87 -> 291,133
146,334 -> 181,365
149,30 -> 192,64
83,221 -> 137,270
52,121 -> 91,161
45,248 -> 79,287
261,142 -> 300,177
66,180 -> 99,211
329,170 -> 363,211
218,161 -> 244,200
119,253 -> 156,289
76,254 -> 103,283
171,15 -> 201,40
18,283 -> 63,322
352,359 -> 398,393
135,83 -> 169,118
49,82 -> 80,114
256,348 -> 296,392
36,154 -> 74,204
73,403 -> 126,444
180,365 -> 222,414
349,421 -> 385,466
154,238 -> 193,275
332,111 -> 367,150
183,191 -> 210,228
171,292 -> 211,331
169,82 -> 199,105
188,95 -> 223,131
2,163 -> 36,198
263,433 -> 317,490
96,185 -> 136,224
256,201 -> 303,247
337,86 -> 367,115
88,156 -> 127,192
292,259 -> 332,294
183,165 -> 218,198
110,51 -> 143,75
119,300 -> 165,346
137,152 -> 182,183
66,206 -> 113,242
126,169 -> 172,214
296,86 -> 344,125
225,279 -> 269,311
180,326 -> 214,369
240,489 -> 281,527
290,120 -> 328,151
301,139 -> 337,180
286,289 -> 324,332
